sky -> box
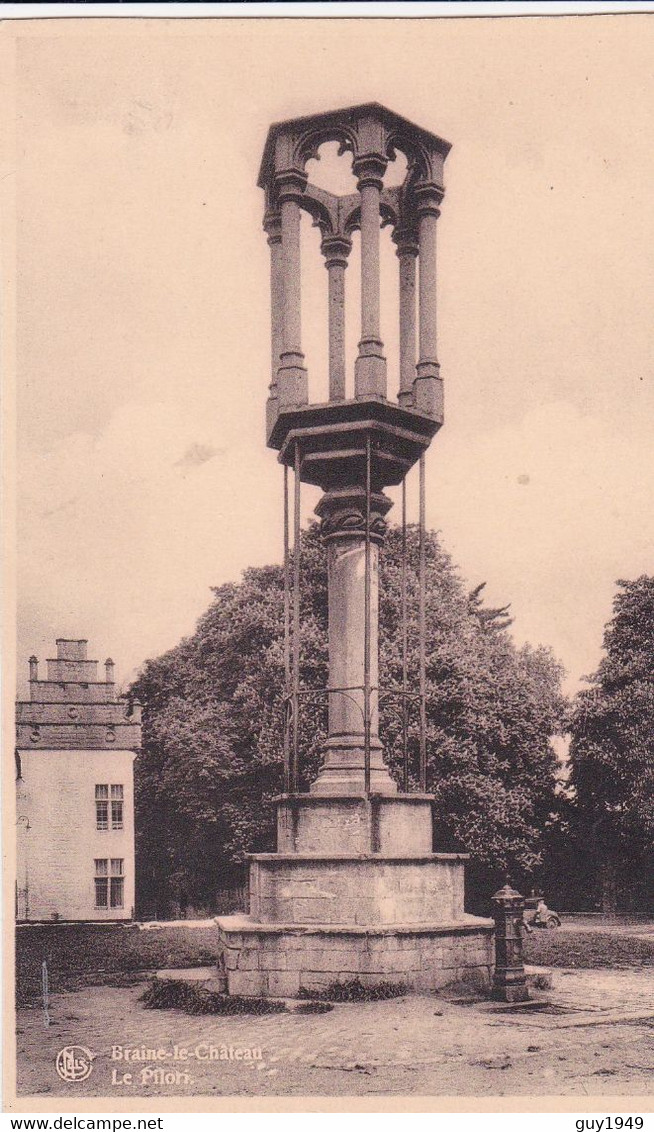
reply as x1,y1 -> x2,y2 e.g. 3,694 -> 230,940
13,14 -> 654,697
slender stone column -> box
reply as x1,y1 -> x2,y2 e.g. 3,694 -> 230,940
311,489 -> 397,796
353,157 -> 387,400
321,235 -> 351,402
393,227 -> 419,408
264,211 -> 283,437
415,186 -> 444,420
276,174 -> 308,409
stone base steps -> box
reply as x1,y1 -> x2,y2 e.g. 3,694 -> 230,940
215,913 -> 494,998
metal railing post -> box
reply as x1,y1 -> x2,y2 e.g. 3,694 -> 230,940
292,443 -> 301,794
419,454 -> 427,792
401,477 -> 409,792
283,464 -> 291,794
364,435 -> 372,796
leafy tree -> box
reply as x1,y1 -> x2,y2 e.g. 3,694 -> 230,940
467,582 -> 513,634
569,576 -> 654,912
132,524 -> 566,916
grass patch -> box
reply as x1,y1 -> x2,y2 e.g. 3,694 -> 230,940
524,930 -> 654,969
140,978 -> 286,1015
16,923 -> 219,1004
300,977 -> 407,1002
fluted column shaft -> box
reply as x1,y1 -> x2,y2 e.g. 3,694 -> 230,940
418,210 -> 438,371
264,212 -> 282,437
322,235 -> 351,402
281,197 -> 302,356
415,187 -> 444,420
276,176 -> 308,409
310,489 -> 397,796
394,229 -> 419,407
327,532 -> 380,743
360,182 -> 381,345
353,157 -> 387,399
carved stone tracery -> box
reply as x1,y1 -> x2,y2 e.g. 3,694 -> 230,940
259,103 -> 450,429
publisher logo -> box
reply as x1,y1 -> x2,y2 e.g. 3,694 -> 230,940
55,1046 -> 94,1083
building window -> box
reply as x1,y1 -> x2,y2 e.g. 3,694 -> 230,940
94,858 -> 108,907
110,858 -> 124,909
96,784 -> 124,830
95,785 -> 108,830
111,784 -> 124,830
94,858 -> 124,910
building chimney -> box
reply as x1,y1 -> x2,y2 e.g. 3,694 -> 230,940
56,639 -> 88,661
29,656 -> 38,681
105,658 -> 115,684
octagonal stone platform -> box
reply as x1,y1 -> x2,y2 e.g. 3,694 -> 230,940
269,397 -> 441,490
249,853 -> 467,925
276,793 -> 434,855
216,917 -> 493,998
215,793 -> 494,997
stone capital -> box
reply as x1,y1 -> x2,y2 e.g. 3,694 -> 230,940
352,154 -> 387,192
274,168 -> 308,204
414,182 -> 444,219
316,488 -> 392,545
393,226 -> 419,258
321,234 -> 352,270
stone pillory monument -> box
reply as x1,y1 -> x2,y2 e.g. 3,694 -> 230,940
215,104 -> 495,996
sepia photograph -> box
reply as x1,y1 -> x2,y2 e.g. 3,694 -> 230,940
3,5 -> 654,1113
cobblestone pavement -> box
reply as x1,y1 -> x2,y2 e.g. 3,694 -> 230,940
15,969 -> 654,1101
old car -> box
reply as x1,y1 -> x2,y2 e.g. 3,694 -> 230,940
523,895 -> 562,929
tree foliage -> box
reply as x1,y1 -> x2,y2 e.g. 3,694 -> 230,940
569,576 -> 654,909
131,524 -> 566,916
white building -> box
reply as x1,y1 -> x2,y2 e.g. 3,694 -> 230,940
15,639 -> 141,922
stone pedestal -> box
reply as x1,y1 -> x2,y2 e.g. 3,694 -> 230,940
215,794 -> 494,996
276,793 -> 433,855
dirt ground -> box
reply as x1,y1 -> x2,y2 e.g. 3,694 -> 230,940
14,966 -> 654,1100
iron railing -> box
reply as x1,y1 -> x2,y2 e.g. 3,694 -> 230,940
282,438 -> 428,796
